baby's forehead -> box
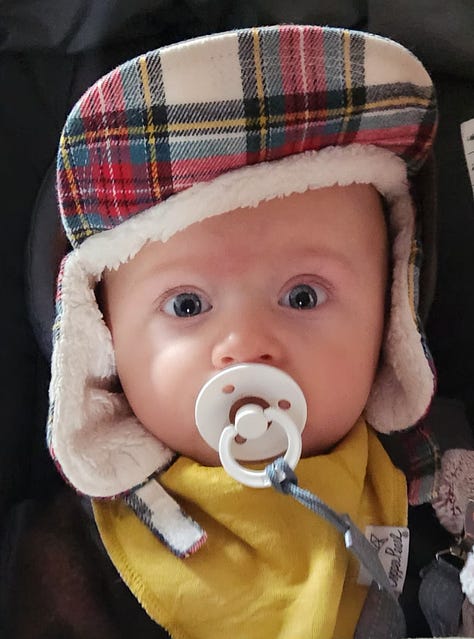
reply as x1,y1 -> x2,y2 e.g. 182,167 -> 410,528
155,182 -> 384,246
104,183 -> 386,284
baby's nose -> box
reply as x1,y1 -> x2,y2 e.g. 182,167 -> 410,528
211,324 -> 283,369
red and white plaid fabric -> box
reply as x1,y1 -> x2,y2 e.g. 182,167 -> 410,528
57,24 -> 436,247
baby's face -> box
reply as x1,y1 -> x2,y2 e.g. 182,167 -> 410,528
102,184 -> 388,465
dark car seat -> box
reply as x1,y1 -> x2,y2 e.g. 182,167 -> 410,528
1,2 -> 473,637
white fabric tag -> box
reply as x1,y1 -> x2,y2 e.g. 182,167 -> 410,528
357,526 -> 410,594
461,118 -> 474,197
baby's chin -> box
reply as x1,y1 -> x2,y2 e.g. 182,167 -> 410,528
300,440 -> 332,458
300,419 -> 357,457
176,444 -> 288,469
170,416 -> 350,467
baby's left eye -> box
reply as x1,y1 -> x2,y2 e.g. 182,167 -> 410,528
279,283 -> 327,310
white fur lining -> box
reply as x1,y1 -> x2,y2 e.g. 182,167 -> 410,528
49,144 -> 435,497
461,552 -> 474,605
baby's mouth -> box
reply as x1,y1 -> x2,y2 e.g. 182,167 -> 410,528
195,363 -> 307,487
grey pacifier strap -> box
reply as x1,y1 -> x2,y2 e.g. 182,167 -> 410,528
266,457 -> 407,639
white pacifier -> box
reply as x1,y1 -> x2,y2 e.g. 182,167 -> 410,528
195,364 -> 307,488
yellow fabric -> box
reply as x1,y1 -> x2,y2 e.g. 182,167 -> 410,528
93,419 -> 407,639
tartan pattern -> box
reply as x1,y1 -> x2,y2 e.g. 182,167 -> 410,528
57,25 -> 437,248
46,254 -> 67,455
123,479 -> 207,559
388,237 -> 438,506
380,420 -> 441,506
404,422 -> 441,506
409,235 -> 436,375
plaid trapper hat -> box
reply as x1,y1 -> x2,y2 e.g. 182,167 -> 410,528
49,25 -> 437,498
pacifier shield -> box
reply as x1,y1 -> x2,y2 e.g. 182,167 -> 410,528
194,363 -> 307,461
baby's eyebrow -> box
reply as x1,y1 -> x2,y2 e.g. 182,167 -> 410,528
146,248 -> 352,273
291,247 -> 357,273
130,261 -> 207,293
128,244 -> 358,292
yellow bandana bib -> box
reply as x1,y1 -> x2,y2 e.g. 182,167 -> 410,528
93,420 -> 407,639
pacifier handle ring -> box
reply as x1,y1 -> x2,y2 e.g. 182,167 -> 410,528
218,406 -> 302,488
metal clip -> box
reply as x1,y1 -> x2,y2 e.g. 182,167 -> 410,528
435,544 -> 467,565
435,500 -> 474,568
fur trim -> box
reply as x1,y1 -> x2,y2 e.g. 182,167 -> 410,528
461,552 -> 474,606
49,144 -> 435,497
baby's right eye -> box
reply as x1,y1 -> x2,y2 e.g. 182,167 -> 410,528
162,291 -> 212,318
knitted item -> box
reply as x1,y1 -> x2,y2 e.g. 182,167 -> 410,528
432,450 -> 474,612
432,449 -> 474,535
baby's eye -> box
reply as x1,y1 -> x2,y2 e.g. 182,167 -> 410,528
280,283 -> 327,310
162,292 -> 211,318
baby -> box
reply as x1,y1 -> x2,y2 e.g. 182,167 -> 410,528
48,24 -> 439,638
101,184 -> 387,465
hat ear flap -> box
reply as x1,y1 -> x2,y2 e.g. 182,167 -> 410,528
410,152 -> 438,327
365,191 -> 435,433
48,252 -> 174,498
